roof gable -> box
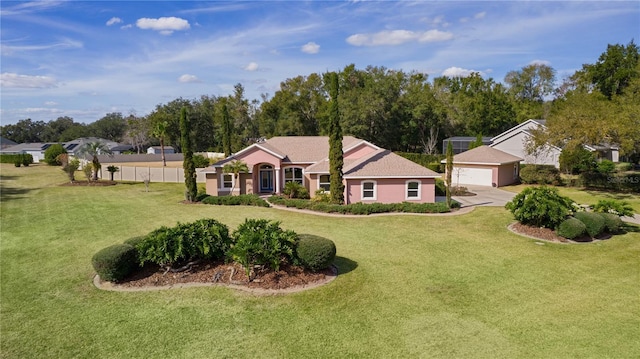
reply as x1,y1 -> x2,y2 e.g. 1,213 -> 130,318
446,145 -> 523,165
344,149 -> 441,178
490,119 -> 546,143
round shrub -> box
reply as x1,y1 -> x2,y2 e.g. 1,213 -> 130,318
123,235 -> 146,248
505,186 -> 575,228
92,244 -> 138,282
574,212 -> 606,238
296,234 -> 336,272
556,217 -> 586,240
44,144 -> 67,166
599,213 -> 623,234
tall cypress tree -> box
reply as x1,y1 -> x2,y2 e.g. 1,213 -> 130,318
445,140 -> 454,208
221,99 -> 232,157
328,72 -> 345,204
180,107 -> 197,202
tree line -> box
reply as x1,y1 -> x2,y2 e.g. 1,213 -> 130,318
2,40 -> 638,160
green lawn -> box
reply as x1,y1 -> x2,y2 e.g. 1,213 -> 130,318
2,164 -> 639,358
503,184 -> 640,213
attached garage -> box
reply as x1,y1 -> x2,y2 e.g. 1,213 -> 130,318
442,145 -> 523,187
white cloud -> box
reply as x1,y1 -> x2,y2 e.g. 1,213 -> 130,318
244,62 -> 259,71
346,29 -> 453,46
0,73 -> 58,88
441,67 -> 483,77
136,17 -> 190,35
475,12 -> 486,19
529,59 -> 551,66
44,101 -> 58,106
106,17 -> 122,26
121,24 -> 132,30
301,41 -> 320,54
178,74 -> 200,83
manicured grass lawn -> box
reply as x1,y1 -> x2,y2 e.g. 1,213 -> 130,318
503,184 -> 640,213
2,164 -> 639,358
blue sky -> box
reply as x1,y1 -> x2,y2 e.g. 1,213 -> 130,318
1,1 -> 638,125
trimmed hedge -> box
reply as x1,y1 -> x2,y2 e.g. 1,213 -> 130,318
296,234 -> 336,272
268,195 -> 455,214
519,164 -> 562,185
598,213 -> 623,234
0,154 -> 33,165
574,212 -> 606,238
92,244 -> 138,282
557,217 -> 586,240
201,194 -> 270,207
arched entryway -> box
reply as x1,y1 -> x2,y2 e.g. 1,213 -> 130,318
258,164 -> 274,193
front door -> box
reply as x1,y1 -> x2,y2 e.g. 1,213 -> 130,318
259,169 -> 273,192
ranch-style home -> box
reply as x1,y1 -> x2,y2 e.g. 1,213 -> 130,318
201,136 -> 441,204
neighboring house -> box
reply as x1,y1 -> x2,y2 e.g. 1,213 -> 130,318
0,137 -> 18,149
201,136 -> 441,204
488,119 -> 619,168
442,136 -> 492,155
441,145 -> 523,187
0,137 -> 133,162
147,146 -> 175,155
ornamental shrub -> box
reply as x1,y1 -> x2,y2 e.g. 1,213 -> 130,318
137,219 -> 232,267
574,212 -> 606,237
592,199 -> 634,217
296,234 -> 336,272
519,165 -> 562,185
230,219 -> 298,277
201,194 -> 269,207
92,244 -> 138,282
598,213 -> 623,234
505,186 -> 574,228
557,217 -> 586,239
192,154 -> 210,168
44,144 -> 67,165
283,181 -> 310,199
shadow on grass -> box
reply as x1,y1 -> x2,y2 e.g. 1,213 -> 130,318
0,183 -> 31,202
585,189 -> 638,200
334,256 -> 358,275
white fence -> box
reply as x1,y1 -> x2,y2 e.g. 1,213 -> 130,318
99,166 -> 206,183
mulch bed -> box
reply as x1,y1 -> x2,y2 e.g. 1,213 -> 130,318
60,180 -> 117,186
105,261 -> 334,291
509,223 -> 611,243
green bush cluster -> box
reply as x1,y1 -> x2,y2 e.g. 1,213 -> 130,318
435,178 -> 446,196
519,165 -> 562,185
505,186 -> 574,228
283,181 -> 310,199
574,212 -> 606,237
581,172 -> 639,193
1,154 -> 33,166
44,144 -> 67,165
296,234 -> 336,272
192,154 -> 210,168
592,199 -> 634,217
557,217 -> 586,239
269,195 -> 454,214
91,244 -> 138,282
599,213 -> 623,234
396,152 -> 445,173
137,218 -> 232,267
201,194 -> 270,207
230,219 -> 298,277
312,190 -> 331,203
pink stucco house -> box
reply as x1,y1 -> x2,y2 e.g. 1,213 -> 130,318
200,136 -> 441,204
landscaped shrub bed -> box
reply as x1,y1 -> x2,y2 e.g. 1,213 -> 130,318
201,194 -> 270,207
519,164 -> 562,185
268,195 -> 454,214
574,212 -> 606,238
556,217 -> 587,240
93,217 -> 337,284
92,244 -> 139,282
505,186 -> 575,228
599,213 -> 623,234
0,154 -> 33,165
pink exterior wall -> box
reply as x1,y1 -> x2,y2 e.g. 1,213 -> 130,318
344,143 -> 377,160
236,146 -> 282,168
496,163 -> 519,187
345,178 -> 436,204
205,173 -> 219,196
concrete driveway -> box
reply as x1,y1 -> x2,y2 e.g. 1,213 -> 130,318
452,185 -> 516,207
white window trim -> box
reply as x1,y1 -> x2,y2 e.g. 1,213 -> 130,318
361,180 -> 377,201
220,173 -> 234,190
405,180 -> 421,200
318,174 -> 331,192
284,166 -> 304,186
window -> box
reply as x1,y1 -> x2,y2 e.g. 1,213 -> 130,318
361,181 -> 376,200
284,167 -> 303,185
222,174 -> 233,188
406,180 -> 420,200
319,174 -> 330,191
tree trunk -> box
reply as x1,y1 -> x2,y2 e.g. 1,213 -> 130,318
160,138 -> 166,167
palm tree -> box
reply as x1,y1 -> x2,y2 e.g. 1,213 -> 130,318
76,141 -> 113,181
222,160 -> 249,195
152,121 -> 168,167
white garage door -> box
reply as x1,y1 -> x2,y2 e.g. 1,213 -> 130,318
453,167 -> 493,186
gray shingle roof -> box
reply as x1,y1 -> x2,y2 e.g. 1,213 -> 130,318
448,145 -> 523,164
